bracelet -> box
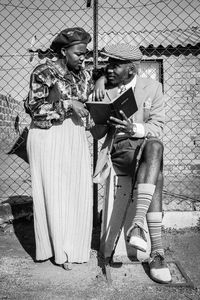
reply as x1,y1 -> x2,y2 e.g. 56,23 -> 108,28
63,100 -> 73,117
63,100 -> 73,111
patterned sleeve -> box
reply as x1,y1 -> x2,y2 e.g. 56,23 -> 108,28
24,64 -> 56,116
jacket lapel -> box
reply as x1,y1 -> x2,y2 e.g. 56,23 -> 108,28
134,77 -> 147,107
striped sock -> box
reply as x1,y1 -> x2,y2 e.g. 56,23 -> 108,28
133,183 -> 156,229
146,212 -> 164,256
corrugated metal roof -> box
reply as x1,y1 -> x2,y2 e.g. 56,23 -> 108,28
97,28 -> 200,50
30,28 -> 200,55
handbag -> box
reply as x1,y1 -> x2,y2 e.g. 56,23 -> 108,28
7,126 -> 29,163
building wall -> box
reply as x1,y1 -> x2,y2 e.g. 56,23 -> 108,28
162,53 -> 200,211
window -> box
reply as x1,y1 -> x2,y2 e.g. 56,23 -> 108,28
138,59 -> 163,85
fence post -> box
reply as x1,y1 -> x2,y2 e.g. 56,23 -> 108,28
92,0 -> 99,228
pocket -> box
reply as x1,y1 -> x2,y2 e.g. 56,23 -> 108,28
143,108 -> 150,122
143,97 -> 151,122
115,139 -> 131,151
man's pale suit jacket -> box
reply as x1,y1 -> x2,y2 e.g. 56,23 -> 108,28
93,76 -> 165,183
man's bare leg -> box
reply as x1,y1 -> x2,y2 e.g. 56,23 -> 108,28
127,140 -> 171,283
127,139 -> 163,243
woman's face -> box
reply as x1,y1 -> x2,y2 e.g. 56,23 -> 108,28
62,43 -> 87,71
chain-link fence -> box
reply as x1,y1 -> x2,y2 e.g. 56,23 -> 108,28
0,0 -> 200,221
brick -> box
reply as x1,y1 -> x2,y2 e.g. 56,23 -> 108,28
194,85 -> 200,91
174,73 -> 182,78
194,202 -> 200,211
189,78 -> 196,85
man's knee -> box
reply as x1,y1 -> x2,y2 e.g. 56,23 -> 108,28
144,139 -> 164,160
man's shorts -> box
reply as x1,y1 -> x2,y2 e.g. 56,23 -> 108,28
111,136 -> 163,177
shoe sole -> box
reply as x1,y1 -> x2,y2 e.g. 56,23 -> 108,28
128,236 -> 147,252
150,274 -> 172,284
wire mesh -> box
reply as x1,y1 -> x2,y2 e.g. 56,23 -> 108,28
0,0 -> 200,216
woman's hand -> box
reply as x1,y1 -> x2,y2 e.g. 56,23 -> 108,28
108,110 -> 136,135
72,100 -> 89,118
92,76 -> 107,101
46,111 -> 60,120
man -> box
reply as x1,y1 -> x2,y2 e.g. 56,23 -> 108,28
91,43 -> 172,284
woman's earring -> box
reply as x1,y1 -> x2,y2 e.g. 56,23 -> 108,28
61,48 -> 66,57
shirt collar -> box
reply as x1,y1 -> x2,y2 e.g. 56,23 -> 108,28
125,75 -> 137,90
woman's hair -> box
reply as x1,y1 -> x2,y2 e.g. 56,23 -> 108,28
29,48 -> 58,60
38,48 -> 58,59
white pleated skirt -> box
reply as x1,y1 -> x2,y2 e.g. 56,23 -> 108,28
27,116 -> 93,264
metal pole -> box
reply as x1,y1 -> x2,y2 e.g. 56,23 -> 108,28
93,0 -> 98,70
93,0 -> 99,228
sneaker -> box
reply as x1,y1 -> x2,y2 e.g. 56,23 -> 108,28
127,224 -> 147,252
149,252 -> 172,284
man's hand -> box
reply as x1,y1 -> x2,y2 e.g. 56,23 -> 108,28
72,100 -> 89,118
109,110 -> 136,135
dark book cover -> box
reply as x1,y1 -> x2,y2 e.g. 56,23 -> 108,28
86,87 -> 138,125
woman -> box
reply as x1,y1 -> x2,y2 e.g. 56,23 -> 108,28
24,27 -> 93,270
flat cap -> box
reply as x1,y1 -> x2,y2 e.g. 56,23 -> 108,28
50,27 -> 91,53
101,43 -> 142,61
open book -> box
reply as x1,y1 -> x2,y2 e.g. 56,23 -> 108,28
86,87 -> 138,125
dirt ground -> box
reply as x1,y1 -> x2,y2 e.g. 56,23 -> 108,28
0,218 -> 200,300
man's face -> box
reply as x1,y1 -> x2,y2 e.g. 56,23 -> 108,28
106,58 -> 131,87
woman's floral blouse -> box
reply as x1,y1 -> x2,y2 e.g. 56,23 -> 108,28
24,60 -> 93,129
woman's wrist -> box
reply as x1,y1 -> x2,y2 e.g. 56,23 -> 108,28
63,100 -> 73,114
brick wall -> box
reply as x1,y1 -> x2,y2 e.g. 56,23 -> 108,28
0,94 -> 30,151
162,54 -> 200,210
0,95 -> 31,200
